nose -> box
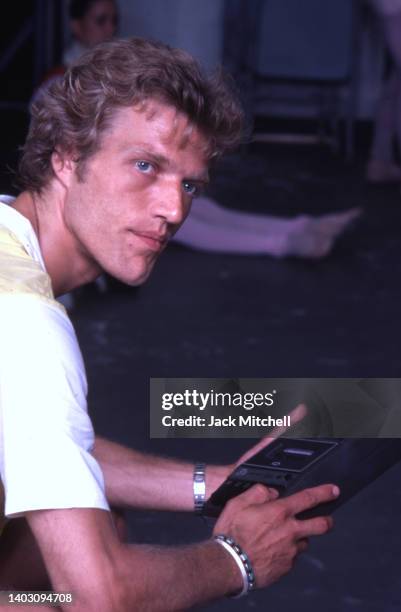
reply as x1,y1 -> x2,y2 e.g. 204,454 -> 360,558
153,180 -> 188,227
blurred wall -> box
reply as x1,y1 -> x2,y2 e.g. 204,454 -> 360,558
117,0 -> 224,72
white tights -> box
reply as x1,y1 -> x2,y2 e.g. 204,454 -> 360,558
174,196 -> 359,258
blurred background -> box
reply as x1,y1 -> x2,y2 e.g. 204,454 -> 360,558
1,1 -> 401,610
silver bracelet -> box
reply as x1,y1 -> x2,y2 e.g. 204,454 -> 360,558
214,534 -> 256,598
193,462 -> 206,513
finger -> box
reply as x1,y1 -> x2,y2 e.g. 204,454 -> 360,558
295,515 -> 334,539
235,403 -> 307,466
282,484 -> 340,516
234,483 -> 279,507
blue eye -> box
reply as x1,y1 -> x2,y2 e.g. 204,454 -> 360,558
135,160 -> 153,173
182,181 -> 198,196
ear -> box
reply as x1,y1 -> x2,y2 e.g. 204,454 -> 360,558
51,150 -> 76,189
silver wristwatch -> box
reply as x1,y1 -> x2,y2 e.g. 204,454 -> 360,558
193,462 -> 206,513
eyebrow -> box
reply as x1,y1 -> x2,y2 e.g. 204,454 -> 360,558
124,146 -> 210,183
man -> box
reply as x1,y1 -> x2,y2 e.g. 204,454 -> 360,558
0,38 -> 339,610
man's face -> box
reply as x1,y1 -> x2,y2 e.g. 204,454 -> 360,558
62,100 -> 210,285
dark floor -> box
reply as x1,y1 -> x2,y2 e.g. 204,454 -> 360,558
2,111 -> 401,610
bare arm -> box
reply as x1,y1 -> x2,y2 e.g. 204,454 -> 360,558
26,483 -> 339,611
26,507 -> 242,612
93,436 -> 228,511
93,405 -> 307,511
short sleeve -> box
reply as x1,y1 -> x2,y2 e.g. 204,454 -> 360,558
0,294 -> 109,517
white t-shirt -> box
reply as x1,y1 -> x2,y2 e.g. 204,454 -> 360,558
0,198 -> 109,526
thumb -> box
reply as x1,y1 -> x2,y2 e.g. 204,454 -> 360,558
236,483 -> 279,507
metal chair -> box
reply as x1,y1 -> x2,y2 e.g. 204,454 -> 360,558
225,0 -> 361,160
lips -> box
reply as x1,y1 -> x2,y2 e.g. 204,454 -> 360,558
132,231 -> 169,252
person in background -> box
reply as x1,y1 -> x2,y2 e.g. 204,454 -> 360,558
36,0 -> 117,88
64,0 -> 118,66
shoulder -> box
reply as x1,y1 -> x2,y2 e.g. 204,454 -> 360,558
0,207 -> 64,313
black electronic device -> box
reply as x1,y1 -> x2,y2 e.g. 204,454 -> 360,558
203,438 -> 401,519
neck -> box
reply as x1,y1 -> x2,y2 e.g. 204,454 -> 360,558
12,188 -> 102,297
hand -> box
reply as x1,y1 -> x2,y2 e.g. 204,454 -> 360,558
207,403 -> 307,498
213,482 -> 339,591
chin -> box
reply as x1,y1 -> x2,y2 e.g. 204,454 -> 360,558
103,253 -> 158,286
112,264 -> 155,287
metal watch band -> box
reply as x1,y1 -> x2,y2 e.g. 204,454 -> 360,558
193,462 -> 206,513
